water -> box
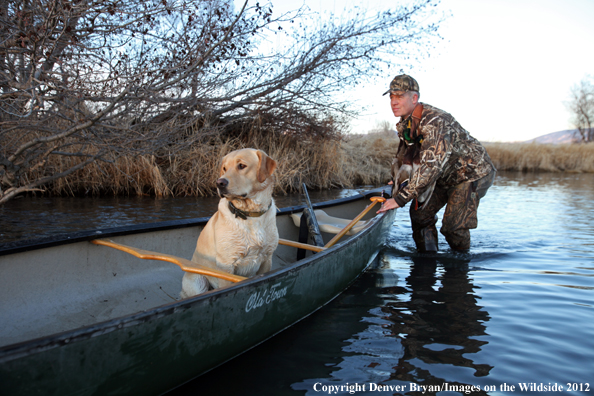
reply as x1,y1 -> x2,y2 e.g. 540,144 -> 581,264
1,172 -> 593,395
0,188 -> 366,245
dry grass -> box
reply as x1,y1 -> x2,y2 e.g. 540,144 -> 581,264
44,132 -> 357,197
484,142 -> 594,173
35,134 -> 594,198
340,131 -> 399,186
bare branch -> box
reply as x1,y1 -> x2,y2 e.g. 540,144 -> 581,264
1,0 -> 444,204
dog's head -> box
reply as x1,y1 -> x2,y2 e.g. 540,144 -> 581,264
216,149 -> 277,199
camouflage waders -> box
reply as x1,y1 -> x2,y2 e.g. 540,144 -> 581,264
410,170 -> 496,251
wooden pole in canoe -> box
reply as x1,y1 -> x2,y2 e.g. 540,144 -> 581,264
91,239 -> 247,283
324,196 -> 386,249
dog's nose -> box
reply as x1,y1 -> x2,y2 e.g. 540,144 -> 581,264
216,178 -> 228,189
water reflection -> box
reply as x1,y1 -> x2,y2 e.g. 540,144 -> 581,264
382,253 -> 492,393
287,251 -> 495,396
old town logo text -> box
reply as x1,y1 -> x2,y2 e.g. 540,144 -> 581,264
245,283 -> 288,312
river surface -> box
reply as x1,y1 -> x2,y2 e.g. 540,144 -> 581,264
1,171 -> 593,395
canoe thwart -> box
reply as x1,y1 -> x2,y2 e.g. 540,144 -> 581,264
90,239 -> 247,283
278,238 -> 326,252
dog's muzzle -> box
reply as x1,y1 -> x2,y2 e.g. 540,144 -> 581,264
216,178 -> 247,198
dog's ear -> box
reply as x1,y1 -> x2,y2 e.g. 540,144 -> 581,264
256,150 -> 277,183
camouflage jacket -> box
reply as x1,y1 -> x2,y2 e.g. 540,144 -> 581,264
393,103 -> 495,207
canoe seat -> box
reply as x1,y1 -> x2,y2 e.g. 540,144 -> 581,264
290,210 -> 367,236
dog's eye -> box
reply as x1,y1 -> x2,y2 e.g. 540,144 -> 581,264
222,166 -> 227,173
237,163 -> 247,170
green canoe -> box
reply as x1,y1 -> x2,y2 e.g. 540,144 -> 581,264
0,188 -> 396,395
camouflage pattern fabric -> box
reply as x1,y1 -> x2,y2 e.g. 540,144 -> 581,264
393,103 -> 495,208
392,103 -> 496,251
410,170 -> 496,251
383,74 -> 420,96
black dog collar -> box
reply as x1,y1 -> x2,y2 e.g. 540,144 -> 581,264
228,201 -> 272,220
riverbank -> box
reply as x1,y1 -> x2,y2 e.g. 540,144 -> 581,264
41,133 -> 594,198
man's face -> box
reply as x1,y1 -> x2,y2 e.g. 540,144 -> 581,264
390,91 -> 418,118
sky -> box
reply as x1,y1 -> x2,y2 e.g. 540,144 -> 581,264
249,0 -> 594,142
347,0 -> 594,142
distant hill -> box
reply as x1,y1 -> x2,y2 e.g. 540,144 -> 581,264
525,129 -> 582,144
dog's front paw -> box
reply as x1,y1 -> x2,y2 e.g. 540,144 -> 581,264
180,273 -> 210,298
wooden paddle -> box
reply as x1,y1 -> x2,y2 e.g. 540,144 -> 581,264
324,196 -> 386,249
91,239 -> 247,283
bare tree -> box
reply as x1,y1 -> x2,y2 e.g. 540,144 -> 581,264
567,75 -> 594,143
0,0 -> 443,204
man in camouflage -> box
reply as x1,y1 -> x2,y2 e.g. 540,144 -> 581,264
377,74 -> 496,252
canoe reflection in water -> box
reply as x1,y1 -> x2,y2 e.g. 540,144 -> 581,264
379,253 -> 493,389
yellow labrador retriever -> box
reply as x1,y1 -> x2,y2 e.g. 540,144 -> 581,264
180,149 -> 279,298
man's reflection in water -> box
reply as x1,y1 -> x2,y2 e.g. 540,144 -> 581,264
379,253 -> 493,394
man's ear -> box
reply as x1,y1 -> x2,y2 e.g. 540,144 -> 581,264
256,150 -> 277,183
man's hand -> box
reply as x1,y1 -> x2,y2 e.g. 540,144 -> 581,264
377,197 -> 400,214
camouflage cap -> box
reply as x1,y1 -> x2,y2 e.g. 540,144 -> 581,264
382,74 -> 419,96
